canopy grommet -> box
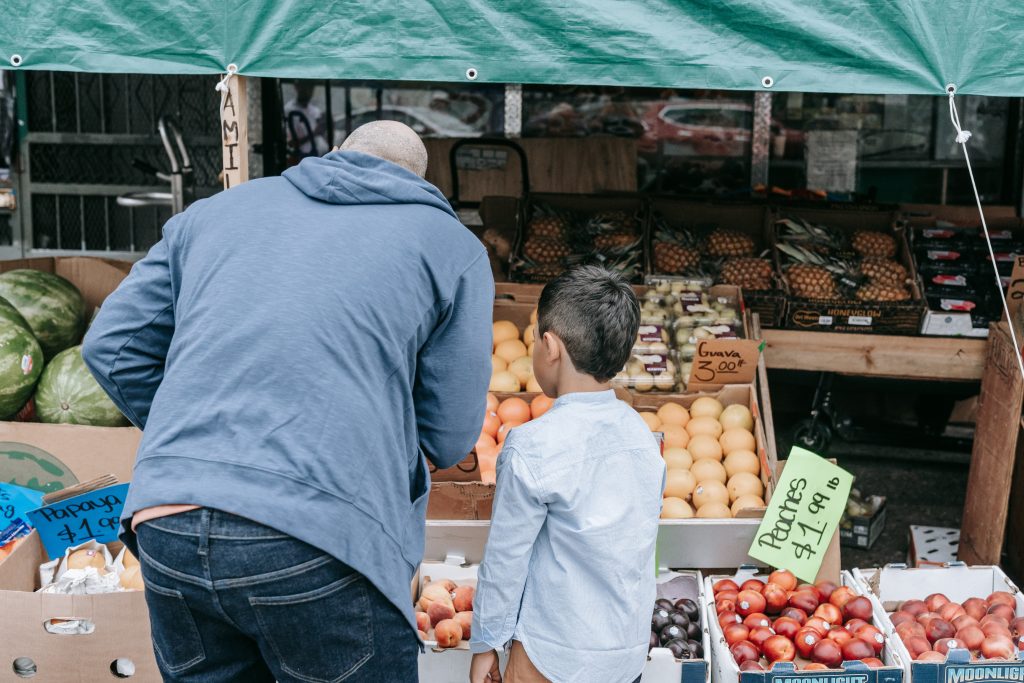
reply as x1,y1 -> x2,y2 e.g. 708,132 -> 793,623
761,76 -> 774,88
226,63 -> 238,74
465,67 -> 479,81
9,54 -> 23,67
945,83 -> 957,95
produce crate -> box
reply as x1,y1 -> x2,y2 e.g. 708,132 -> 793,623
509,192 -> 647,284
706,568 -> 907,683
645,570 -> 712,683
840,496 -> 887,550
772,206 -> 927,335
647,199 -> 786,329
852,564 -> 1024,681
627,384 -> 780,569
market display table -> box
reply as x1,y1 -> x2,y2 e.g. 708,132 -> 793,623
762,330 -> 988,381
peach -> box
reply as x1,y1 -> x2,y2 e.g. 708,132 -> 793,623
454,611 -> 473,640
428,601 -> 456,628
417,584 -> 454,613
453,585 -> 475,613
426,579 -> 457,593
418,629 -> 428,641
434,619 -> 463,648
416,612 -> 430,633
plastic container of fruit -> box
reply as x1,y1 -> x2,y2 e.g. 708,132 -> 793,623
641,293 -> 676,325
634,323 -> 674,355
705,567 -> 907,683
646,570 -> 712,683
647,275 -> 715,296
613,353 -> 681,393
851,563 -> 1024,677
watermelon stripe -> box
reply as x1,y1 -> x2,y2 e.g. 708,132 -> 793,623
35,345 -> 128,427
0,322 -> 43,418
0,270 -> 85,359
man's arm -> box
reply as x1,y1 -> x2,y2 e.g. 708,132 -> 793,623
470,445 -> 547,654
414,251 -> 493,469
81,218 -> 180,429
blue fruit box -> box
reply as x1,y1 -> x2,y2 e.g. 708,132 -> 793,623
705,568 -> 906,683
852,564 -> 1023,683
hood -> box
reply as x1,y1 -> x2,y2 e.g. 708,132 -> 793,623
283,150 -> 456,219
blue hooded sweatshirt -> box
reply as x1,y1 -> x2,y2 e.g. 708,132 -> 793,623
82,151 -> 494,629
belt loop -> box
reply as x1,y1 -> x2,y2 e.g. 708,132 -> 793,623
198,508 -> 212,557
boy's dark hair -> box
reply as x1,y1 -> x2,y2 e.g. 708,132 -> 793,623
537,265 -> 640,383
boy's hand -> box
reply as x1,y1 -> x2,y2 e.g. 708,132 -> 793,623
470,650 -> 501,683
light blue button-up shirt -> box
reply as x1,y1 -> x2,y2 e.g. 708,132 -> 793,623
470,390 -> 665,683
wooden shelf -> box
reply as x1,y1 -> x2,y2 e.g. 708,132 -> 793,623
762,329 -> 988,381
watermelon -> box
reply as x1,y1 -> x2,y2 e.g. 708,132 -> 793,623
0,295 -> 31,331
0,322 -> 44,419
0,270 -> 86,359
34,346 -> 129,427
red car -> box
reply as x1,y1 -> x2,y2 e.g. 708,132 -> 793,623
640,101 -> 802,159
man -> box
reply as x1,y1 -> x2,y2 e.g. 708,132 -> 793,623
83,121 -> 493,682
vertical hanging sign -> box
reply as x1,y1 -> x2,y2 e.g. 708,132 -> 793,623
221,74 -> 249,189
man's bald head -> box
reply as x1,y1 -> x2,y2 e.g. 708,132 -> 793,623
339,120 -> 428,177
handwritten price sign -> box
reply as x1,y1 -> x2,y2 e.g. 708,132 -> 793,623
0,483 -> 43,525
26,483 -> 128,558
748,447 -> 852,582
687,338 -> 761,391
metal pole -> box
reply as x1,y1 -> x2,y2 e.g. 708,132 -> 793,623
504,84 -> 522,138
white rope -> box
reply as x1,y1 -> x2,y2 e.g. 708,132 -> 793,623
947,90 -> 1024,382
215,64 -> 239,121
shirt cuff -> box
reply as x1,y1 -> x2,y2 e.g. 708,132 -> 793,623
469,638 -> 502,654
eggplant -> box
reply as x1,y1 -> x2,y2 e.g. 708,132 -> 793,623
665,638 -> 692,659
668,610 -> 690,629
650,631 -> 659,650
656,598 -> 675,611
652,608 -> 672,632
687,639 -> 704,658
675,598 -> 699,621
685,620 -> 700,639
659,624 -> 686,645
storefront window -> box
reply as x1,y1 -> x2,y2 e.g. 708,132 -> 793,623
769,93 -> 1009,204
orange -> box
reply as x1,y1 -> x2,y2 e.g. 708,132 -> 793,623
475,432 -> 497,453
486,393 -> 499,413
478,444 -> 500,484
482,411 -> 500,438
497,421 -> 523,443
531,394 -> 555,419
497,397 -> 531,425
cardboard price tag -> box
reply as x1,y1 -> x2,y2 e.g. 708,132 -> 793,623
0,483 -> 43,525
687,338 -> 761,391
26,483 -> 129,558
1006,255 -> 1024,327
748,447 -> 852,582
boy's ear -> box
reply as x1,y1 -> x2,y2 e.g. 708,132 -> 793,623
541,331 -> 561,361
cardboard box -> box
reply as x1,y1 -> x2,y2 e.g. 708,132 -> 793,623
773,207 -> 927,335
706,568 -> 906,683
647,199 -> 786,329
852,564 -> 1024,680
0,257 -> 132,319
0,422 -> 154,682
907,526 -> 960,568
509,193 -> 647,284
643,570 -> 711,683
840,497 -> 887,550
414,552 -> 706,682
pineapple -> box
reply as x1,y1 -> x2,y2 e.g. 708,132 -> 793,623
528,216 -> 568,239
852,230 -> 896,259
654,242 -> 701,274
588,211 -> 637,234
594,232 -> 637,252
856,282 -> 911,302
519,263 -> 565,282
859,257 -> 907,285
720,257 -> 774,291
786,264 -> 838,299
523,237 -> 571,265
706,229 -> 756,258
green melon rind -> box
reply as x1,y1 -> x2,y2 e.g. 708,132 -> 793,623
0,270 -> 86,359
0,322 -> 44,419
35,346 -> 129,427
0,295 -> 31,332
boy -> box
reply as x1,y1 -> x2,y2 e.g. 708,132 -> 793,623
470,266 -> 666,683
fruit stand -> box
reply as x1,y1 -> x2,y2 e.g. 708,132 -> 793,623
3,2 -> 1024,682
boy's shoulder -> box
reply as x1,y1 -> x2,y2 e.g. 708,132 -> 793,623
503,396 -> 655,455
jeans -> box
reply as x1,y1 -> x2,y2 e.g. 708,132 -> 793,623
135,508 -> 419,682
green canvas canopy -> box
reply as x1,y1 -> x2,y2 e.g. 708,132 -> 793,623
1,1 -> 1023,95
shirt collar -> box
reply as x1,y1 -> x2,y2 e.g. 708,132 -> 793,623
553,389 -> 617,407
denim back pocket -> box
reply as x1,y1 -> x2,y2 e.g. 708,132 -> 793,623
143,581 -> 206,674
249,572 -> 373,683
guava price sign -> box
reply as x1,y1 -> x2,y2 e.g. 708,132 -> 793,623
27,483 -> 128,559
748,447 -> 852,582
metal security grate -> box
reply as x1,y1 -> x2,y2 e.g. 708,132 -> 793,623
19,72 -> 222,258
